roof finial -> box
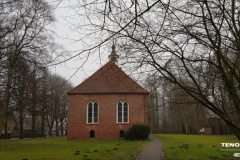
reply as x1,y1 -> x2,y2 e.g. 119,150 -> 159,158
108,38 -> 119,64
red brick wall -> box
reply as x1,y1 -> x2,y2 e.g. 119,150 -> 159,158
204,127 -> 212,135
204,126 -> 226,135
67,93 -> 148,140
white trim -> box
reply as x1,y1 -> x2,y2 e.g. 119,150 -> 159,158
116,101 -> 129,123
86,101 -> 99,124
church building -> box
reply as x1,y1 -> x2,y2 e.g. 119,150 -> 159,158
67,45 -> 149,140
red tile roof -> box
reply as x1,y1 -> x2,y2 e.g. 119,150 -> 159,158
68,61 -> 149,94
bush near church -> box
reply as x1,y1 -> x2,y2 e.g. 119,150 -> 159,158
125,124 -> 150,140
10,129 -> 46,138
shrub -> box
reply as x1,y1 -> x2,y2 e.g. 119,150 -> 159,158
11,133 -> 47,138
18,130 -> 44,138
23,129 -> 38,133
23,132 -> 42,138
182,125 -> 186,134
0,133 -> 11,139
125,124 -> 150,140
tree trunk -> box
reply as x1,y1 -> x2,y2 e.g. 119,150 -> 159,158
184,121 -> 189,134
61,121 -> 63,136
41,83 -> 45,137
49,127 -> 52,137
0,66 -> 13,137
41,109 -> 45,137
227,125 -> 240,141
150,98 -> 156,129
4,117 -> 8,139
65,122 -> 67,136
56,120 -> 59,136
0,115 -> 7,138
196,105 -> 200,134
162,94 -> 165,129
19,108 -> 23,139
31,66 -> 36,138
155,87 -> 159,128
32,113 -> 35,138
49,120 -> 54,137
182,109 -> 189,134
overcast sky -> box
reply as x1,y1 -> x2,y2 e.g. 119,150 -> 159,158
48,1 -> 149,89
48,1 -> 113,87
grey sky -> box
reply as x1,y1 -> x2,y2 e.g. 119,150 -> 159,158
49,1 -> 112,86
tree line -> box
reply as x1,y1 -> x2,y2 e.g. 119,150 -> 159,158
146,74 -> 210,134
0,0 -> 72,138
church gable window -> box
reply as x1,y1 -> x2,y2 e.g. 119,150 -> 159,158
87,101 -> 98,124
117,101 -> 129,123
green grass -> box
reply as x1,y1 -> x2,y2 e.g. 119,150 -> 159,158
0,136 -> 148,160
154,134 -> 240,160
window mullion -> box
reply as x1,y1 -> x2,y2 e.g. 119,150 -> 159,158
122,102 -> 124,123
92,103 -> 94,123
127,104 -> 129,123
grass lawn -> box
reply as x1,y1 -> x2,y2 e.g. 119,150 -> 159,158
154,134 -> 239,160
0,136 -> 148,160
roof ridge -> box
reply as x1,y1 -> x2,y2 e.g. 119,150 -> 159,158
68,60 -> 149,94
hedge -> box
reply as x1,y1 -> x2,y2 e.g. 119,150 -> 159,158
125,124 -> 150,140
0,133 -> 11,139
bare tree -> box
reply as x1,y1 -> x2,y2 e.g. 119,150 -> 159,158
11,58 -> 31,139
45,73 -> 72,136
58,82 -> 72,136
0,0 -> 57,136
66,0 -> 240,139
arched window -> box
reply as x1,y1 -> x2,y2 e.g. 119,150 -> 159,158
87,101 -> 98,123
117,101 -> 129,123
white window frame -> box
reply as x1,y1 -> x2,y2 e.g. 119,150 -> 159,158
86,101 -> 99,124
116,101 -> 129,123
